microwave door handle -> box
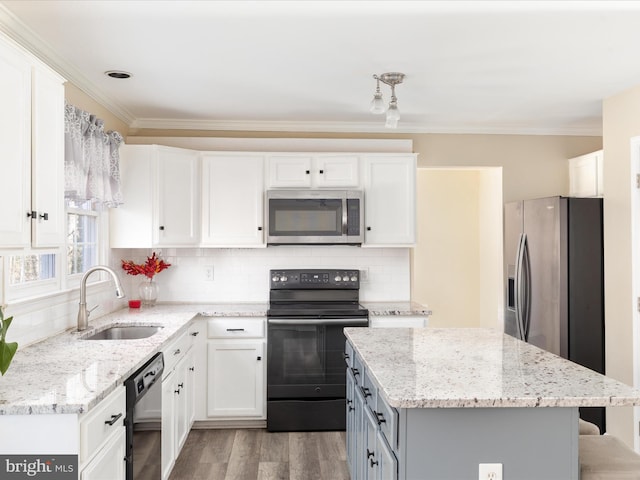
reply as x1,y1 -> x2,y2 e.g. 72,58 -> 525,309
342,198 -> 348,235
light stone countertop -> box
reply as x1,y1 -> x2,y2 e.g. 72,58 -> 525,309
0,303 -> 267,416
345,327 -> 640,409
362,301 -> 432,316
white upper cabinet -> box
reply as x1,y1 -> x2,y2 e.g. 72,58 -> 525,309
568,150 -> 603,198
267,154 -> 359,188
155,147 -> 200,246
362,154 -> 417,246
0,35 -> 65,249
31,64 -> 65,248
110,145 -> 200,248
201,153 -> 265,247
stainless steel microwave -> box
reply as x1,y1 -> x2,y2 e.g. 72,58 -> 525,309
266,190 -> 364,245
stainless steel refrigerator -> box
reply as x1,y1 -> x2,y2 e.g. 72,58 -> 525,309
504,196 -> 605,432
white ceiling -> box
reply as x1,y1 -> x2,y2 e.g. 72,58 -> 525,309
2,1 -> 640,135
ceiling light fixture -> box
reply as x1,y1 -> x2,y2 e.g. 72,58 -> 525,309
369,72 -> 405,128
105,70 -> 132,79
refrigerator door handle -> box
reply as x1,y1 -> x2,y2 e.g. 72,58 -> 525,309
521,234 -> 532,342
514,233 -> 526,341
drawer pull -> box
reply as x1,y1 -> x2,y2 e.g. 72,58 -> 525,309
175,389 -> 181,395
351,367 -> 360,377
342,353 -> 350,360
178,383 -> 184,389
257,356 -> 262,361
361,386 -> 372,398
375,411 -> 386,424
370,458 -> 378,468
367,449 -> 375,459
104,413 -> 123,426
191,331 -> 200,336
189,366 -> 195,371
174,349 -> 181,356
226,328 -> 245,332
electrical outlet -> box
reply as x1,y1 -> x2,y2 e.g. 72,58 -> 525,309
479,463 -> 502,480
360,268 -> 369,283
204,265 -> 214,281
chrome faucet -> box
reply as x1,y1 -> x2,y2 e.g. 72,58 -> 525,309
77,265 -> 126,331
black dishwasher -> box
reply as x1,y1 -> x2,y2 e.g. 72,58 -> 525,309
124,352 -> 164,480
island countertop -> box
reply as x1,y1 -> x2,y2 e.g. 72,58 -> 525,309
344,327 -> 640,409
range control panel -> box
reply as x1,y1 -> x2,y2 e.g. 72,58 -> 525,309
270,269 -> 360,289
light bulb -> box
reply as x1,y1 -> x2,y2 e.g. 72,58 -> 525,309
385,102 -> 400,128
369,91 -> 385,114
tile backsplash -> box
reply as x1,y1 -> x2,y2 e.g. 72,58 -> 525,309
5,246 -> 410,347
118,246 -> 411,303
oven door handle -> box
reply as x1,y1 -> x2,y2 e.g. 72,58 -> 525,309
268,318 -> 369,326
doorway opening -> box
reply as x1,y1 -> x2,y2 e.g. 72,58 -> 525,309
411,167 -> 503,328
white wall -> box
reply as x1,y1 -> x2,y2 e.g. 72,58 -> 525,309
602,83 -> 640,448
117,247 -> 411,304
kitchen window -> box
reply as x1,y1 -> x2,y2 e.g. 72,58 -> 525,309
67,199 -> 99,276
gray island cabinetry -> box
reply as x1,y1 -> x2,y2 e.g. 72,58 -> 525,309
344,327 -> 640,480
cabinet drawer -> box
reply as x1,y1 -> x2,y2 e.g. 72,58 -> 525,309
164,330 -> 190,373
375,390 -> 398,451
207,317 -> 265,339
352,353 -> 364,385
362,368 -> 377,411
79,386 -> 125,463
344,341 -> 354,368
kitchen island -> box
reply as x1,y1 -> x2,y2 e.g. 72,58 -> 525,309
344,327 -> 640,480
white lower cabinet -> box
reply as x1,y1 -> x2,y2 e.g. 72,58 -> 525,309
161,369 -> 176,480
192,317 -> 267,422
207,341 -> 265,418
161,330 -> 195,480
79,386 -> 126,480
80,427 -> 126,480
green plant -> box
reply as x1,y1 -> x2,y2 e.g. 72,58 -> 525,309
0,306 -> 18,376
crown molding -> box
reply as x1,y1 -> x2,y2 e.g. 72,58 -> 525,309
130,117 -> 602,137
0,4 -> 136,125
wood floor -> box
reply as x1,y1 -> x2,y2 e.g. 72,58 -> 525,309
167,429 -> 349,480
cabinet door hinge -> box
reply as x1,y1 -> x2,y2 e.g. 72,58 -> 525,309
637,173 -> 640,189
637,297 -> 640,313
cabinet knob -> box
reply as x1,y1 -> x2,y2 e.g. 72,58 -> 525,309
26,210 -> 37,219
191,331 -> 200,336
351,367 -> 360,376
257,356 -> 262,361
375,411 -> 386,424
174,349 -> 181,355
361,387 -> 372,398
159,226 -> 165,231
367,449 -> 375,459
370,458 -> 379,468
189,366 -> 195,371
367,226 -> 371,231
319,169 -> 324,174
305,170 -> 310,174
258,226 -> 263,231
174,389 -> 180,394
178,383 -> 184,389
39,212 -> 49,221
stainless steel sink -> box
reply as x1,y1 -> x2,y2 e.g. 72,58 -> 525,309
83,325 -> 161,340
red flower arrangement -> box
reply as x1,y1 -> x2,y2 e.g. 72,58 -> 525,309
121,252 -> 171,280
